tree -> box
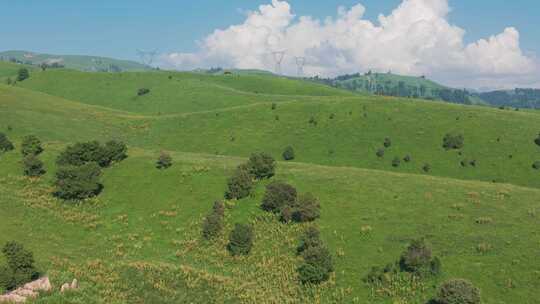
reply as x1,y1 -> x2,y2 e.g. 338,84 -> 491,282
104,140 -> 128,163
22,155 -> 45,177
535,133 -> 540,147
137,88 -> 150,96
423,163 -> 431,173
57,141 -> 107,167
399,239 -> 441,276
261,182 -> 297,213
442,133 -> 464,150
297,263 -> 328,284
0,133 -> 14,153
202,212 -> 223,240
156,152 -> 173,169
383,137 -> 392,148
376,148 -> 385,158
54,162 -> 102,200
403,155 -> 411,162
1,242 -> 39,290
16,68 -> 29,82
21,135 -> 43,156
282,146 -> 295,161
392,157 -> 401,167
298,245 -> 333,284
436,279 -> 481,304
291,193 -> 320,223
533,161 -> 540,170
227,224 -> 254,256
297,226 -> 323,255
247,152 -> 276,179
225,166 -> 253,199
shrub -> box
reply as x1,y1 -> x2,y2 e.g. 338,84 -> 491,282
308,116 -> 317,125
225,166 -> 253,199
403,155 -> 411,163
54,162 -> 102,200
423,163 -> 431,173
21,135 -> 43,156
436,279 -> 481,304
137,88 -> 150,96
535,133 -> 540,147
247,152 -> 276,179
329,113 -> 335,120
383,137 -> 392,148
261,182 -> 297,213
291,193 -> 320,223
227,224 -> 254,256
0,265 -> 14,291
399,239 -> 440,276
469,160 -> 477,167
376,148 -> 385,158
57,141 -> 108,167
0,133 -> 14,153
282,146 -> 295,161
104,140 -> 128,163
271,103 -> 277,110
442,133 -> 464,150
298,245 -> 333,284
392,157 -> 401,167
297,226 -> 323,255
156,152 -> 173,169
1,242 -> 39,290
22,155 -> 45,177
533,161 -> 540,170
202,212 -> 223,240
297,262 -> 328,284
16,68 -> 29,82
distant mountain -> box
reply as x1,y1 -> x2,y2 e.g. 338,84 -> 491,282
309,72 -> 486,106
0,50 -> 150,72
474,88 -> 540,109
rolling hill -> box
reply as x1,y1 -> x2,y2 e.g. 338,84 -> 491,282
0,50 -> 150,72
1,66 -> 540,303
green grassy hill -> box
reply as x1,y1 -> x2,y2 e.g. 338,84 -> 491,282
0,50 -> 150,72
1,68 -> 540,303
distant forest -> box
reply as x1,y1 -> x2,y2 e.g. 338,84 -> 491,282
475,89 -> 540,109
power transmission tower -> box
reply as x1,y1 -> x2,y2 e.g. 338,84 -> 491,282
295,57 -> 306,77
272,51 -> 285,75
136,50 -> 157,66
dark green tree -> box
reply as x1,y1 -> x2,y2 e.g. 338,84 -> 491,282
1,242 -> 39,290
535,133 -> 540,147
225,166 -> 253,199
282,146 -> 295,161
54,162 -> 102,200
0,133 -> 14,153
56,141 -> 108,167
296,226 -> 323,255
291,193 -> 320,223
247,152 -> 276,179
16,68 -> 29,82
399,239 -> 441,276
202,211 -> 224,240
297,245 -> 333,284
227,224 -> 254,256
533,161 -> 540,170
442,133 -> 464,150
21,135 -> 43,156
392,157 -> 401,168
22,155 -> 45,177
261,182 -> 297,213
104,140 -> 128,163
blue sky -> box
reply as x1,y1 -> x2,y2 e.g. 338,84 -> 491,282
0,0 -> 538,61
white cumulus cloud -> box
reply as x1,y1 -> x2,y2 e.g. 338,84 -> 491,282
160,0 -> 539,89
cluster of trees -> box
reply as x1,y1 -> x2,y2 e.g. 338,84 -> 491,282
0,242 -> 40,292
261,182 -> 320,223
477,88 -> 540,109
296,226 -> 333,284
225,152 -> 276,199
54,140 -> 127,200
21,135 -> 45,177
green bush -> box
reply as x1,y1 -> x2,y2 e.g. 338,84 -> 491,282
443,133 -> 464,150
0,133 -> 14,153
296,226 -> 322,255
202,212 -> 223,240
535,133 -> 540,147
261,182 -> 297,213
297,262 -> 328,284
392,157 -> 401,167
282,146 -> 295,161
227,224 -> 254,256
1,242 -> 39,291
376,148 -> 385,158
16,68 -> 29,82
436,279 -> 481,304
247,152 -> 276,179
399,239 -> 441,276
54,162 -> 102,200
383,137 -> 392,148
212,200 -> 225,217
403,155 -> 412,163
137,88 -> 150,96
423,163 -> 431,173
532,161 -> 540,170
21,135 -> 43,156
104,140 -> 128,163
22,155 -> 46,177
57,141 -> 109,167
291,193 -> 320,223
156,152 -> 173,169
225,166 -> 253,199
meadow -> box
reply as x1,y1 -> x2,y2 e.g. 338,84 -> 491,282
1,62 -> 540,303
